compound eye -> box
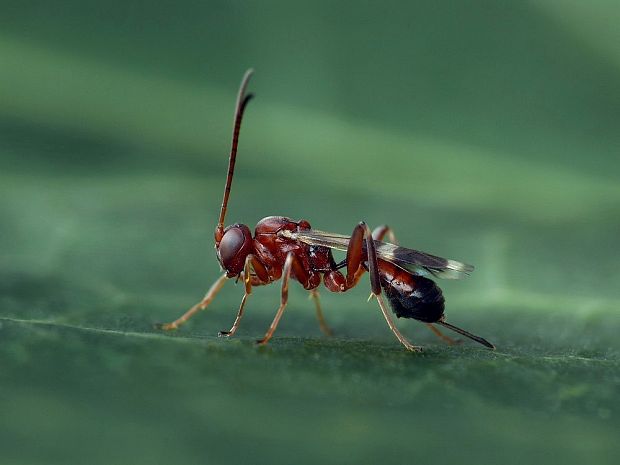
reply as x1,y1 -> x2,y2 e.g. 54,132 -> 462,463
219,228 -> 245,266
217,225 -> 252,275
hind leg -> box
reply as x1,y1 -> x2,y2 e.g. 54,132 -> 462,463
425,323 -> 460,345
372,225 -> 398,244
350,222 -> 420,352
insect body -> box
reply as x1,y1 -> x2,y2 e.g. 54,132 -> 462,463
157,69 -> 494,351
380,262 -> 445,322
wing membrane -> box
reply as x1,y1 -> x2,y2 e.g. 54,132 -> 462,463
282,229 -> 474,280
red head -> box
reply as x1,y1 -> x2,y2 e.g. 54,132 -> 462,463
214,69 -> 255,277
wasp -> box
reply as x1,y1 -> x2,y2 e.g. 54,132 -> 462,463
157,69 -> 494,351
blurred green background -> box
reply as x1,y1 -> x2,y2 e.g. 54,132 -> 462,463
1,1 -> 619,464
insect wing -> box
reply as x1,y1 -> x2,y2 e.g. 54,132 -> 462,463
286,230 -> 351,250
374,242 -> 474,279
285,229 -> 474,280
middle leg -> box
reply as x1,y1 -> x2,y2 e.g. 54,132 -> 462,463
309,289 -> 333,336
256,252 -> 312,345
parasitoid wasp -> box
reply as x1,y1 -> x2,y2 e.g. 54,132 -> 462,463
156,69 -> 495,352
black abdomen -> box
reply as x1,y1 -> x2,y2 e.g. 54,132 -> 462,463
379,261 -> 445,323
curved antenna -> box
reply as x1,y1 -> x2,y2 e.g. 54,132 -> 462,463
215,68 -> 255,242
438,321 -> 495,349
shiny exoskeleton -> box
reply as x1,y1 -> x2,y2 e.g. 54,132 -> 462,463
157,69 -> 495,351
218,216 -> 339,290
378,261 -> 445,323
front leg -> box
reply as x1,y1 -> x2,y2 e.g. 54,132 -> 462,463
155,273 -> 228,330
219,254 -> 269,337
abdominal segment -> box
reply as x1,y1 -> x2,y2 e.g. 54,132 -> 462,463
379,261 -> 445,323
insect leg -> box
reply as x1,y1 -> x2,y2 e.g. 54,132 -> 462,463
155,273 -> 228,330
256,252 -> 307,345
219,254 -> 268,337
425,323 -> 460,345
372,225 -> 398,244
336,222 -> 372,289
328,222 -> 379,289
359,222 -> 421,352
309,289 -> 333,336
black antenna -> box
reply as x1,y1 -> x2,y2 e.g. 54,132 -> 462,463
215,68 -> 255,241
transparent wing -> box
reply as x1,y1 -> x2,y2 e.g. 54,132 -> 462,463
281,229 -> 474,280
374,241 -> 474,279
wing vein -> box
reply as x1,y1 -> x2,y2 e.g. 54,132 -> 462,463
281,229 -> 474,279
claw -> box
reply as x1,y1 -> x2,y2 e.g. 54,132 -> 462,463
404,344 -> 423,352
154,322 -> 177,331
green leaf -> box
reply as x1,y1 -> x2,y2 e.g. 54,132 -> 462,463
1,2 -> 620,464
